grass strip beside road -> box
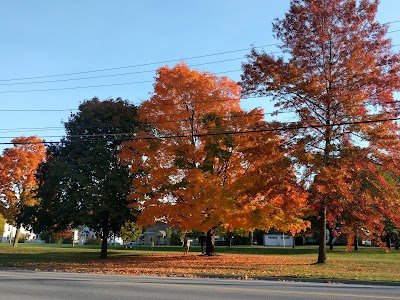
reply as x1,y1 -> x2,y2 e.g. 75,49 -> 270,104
0,244 -> 399,282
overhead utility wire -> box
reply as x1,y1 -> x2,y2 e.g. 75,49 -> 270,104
2,116 -> 399,145
0,43 -> 398,93
0,79 -> 154,94
0,112 -> 393,139
1,95 -> 399,113
0,99 -> 399,133
1,39 -> 399,87
0,69 -> 245,94
0,69 -> 246,94
0,44 -> 282,83
2,49 -> 400,94
0,19 -> 398,84
0,56 -> 252,86
0,109 -> 78,112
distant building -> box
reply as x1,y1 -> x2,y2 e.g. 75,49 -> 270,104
263,232 -> 294,247
75,226 -> 97,245
1,223 -> 41,243
73,226 -> 122,245
142,223 -> 169,245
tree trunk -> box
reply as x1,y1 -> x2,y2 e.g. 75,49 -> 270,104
386,233 -> 392,250
226,231 -> 233,247
328,227 -> 334,251
354,232 -> 359,251
317,204 -> 327,264
394,234 -> 399,250
100,226 -> 109,259
12,226 -> 21,248
248,231 -> 253,246
205,229 -> 215,256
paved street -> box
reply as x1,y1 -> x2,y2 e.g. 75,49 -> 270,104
0,270 -> 399,300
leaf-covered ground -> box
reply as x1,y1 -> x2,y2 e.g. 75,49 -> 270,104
54,253 -> 314,278
1,244 -> 399,282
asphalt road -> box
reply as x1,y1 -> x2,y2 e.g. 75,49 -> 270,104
0,270 -> 399,300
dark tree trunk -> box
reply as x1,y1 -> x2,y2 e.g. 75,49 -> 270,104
354,232 -> 359,251
328,227 -> 334,251
227,231 -> 233,247
12,225 -> 21,248
394,234 -> 399,250
317,205 -> 327,264
386,233 -> 392,250
205,229 -> 215,256
100,226 -> 109,259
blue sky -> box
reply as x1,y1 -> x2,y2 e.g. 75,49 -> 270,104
0,0 -> 399,147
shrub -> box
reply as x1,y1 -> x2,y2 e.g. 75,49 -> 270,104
170,229 -> 183,246
40,231 -> 50,243
63,237 -> 73,244
53,237 -> 63,244
86,237 -> 101,245
18,234 -> 27,243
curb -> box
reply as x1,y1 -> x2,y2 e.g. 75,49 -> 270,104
195,273 -> 400,286
1,266 -> 399,286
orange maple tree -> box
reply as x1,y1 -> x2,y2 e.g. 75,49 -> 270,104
121,63 -> 309,254
0,136 -> 46,246
241,0 -> 400,263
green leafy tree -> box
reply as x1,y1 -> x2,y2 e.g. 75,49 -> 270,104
169,228 -> 183,246
35,98 -> 140,258
120,221 -> 142,244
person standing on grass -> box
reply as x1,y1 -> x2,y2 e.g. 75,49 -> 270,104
182,235 -> 190,254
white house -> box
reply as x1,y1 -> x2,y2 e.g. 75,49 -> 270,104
263,232 -> 294,247
73,226 -> 123,245
1,223 -> 42,243
75,226 -> 97,245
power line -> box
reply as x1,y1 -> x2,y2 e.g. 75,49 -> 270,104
0,99 -> 398,133
1,116 -> 399,145
0,42 -> 398,94
0,44 -> 282,83
0,109 -> 77,112
0,69 -> 244,94
0,79 -> 154,94
0,17 -> 397,85
1,95 -> 399,113
1,38 -> 399,88
0,56 -> 250,87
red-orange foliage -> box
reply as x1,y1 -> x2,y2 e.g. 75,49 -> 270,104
0,136 -> 46,223
53,230 -> 74,241
241,0 -> 400,262
121,63 -> 309,238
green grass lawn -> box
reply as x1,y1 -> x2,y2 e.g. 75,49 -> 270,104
0,243 -> 399,282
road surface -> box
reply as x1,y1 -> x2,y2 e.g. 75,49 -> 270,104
0,270 -> 398,300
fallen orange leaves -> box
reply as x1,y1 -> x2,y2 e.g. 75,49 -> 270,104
17,253 -> 314,278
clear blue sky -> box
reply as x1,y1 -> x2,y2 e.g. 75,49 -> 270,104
0,0 -> 399,147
